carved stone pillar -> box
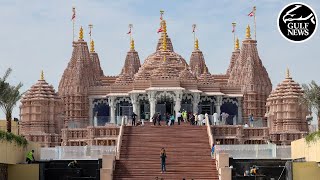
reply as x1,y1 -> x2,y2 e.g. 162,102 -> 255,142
215,96 -> 223,118
130,93 -> 139,114
237,97 -> 243,124
174,91 -> 183,122
192,93 -> 200,114
108,96 -> 117,124
148,91 -> 156,122
89,97 -> 94,126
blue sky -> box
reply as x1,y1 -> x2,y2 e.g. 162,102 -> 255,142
0,0 -> 319,124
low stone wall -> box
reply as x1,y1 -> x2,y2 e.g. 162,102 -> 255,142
8,164 -> 39,180
291,138 -> 320,162
293,162 -> 320,180
0,141 -> 40,164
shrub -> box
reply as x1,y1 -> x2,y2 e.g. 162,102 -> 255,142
305,130 -> 320,144
0,130 -> 28,147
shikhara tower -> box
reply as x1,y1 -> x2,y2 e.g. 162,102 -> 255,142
58,27 -> 103,128
228,25 -> 272,123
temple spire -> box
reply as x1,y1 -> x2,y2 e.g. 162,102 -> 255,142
130,39 -> 135,51
194,38 -> 199,50
246,25 -> 251,39
286,67 -> 290,78
40,70 -> 44,80
79,26 -> 84,40
90,40 -> 95,52
235,37 -> 239,50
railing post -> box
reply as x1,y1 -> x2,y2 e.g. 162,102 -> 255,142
206,117 -> 214,148
116,116 -> 126,160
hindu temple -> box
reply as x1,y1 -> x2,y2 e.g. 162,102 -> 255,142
18,13 -> 310,147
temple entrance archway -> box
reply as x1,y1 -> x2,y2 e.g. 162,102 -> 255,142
181,94 -> 193,113
221,98 -> 238,125
155,91 -> 175,120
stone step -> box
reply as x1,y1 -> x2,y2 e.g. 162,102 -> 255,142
113,125 -> 219,179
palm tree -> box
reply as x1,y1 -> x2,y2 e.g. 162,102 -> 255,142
301,80 -> 320,131
0,68 -> 12,102
0,68 -> 23,133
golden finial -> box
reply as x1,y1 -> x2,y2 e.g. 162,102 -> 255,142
162,22 -> 167,51
40,70 -> 44,80
130,39 -> 135,51
195,38 -> 199,50
79,26 -> 84,40
286,67 -> 290,78
90,40 -> 95,52
235,37 -> 239,50
246,25 -> 251,39
161,20 -> 167,34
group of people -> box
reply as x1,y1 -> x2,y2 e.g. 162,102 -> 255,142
131,111 -> 251,126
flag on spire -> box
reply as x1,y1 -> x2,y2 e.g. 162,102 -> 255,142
248,6 -> 256,17
192,24 -> 196,33
160,10 -> 164,20
232,22 -> 236,33
127,28 -> 131,34
248,11 -> 254,17
71,7 -> 76,21
127,24 -> 133,35
157,27 -> 163,33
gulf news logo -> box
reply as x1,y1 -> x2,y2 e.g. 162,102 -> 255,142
278,2 -> 318,43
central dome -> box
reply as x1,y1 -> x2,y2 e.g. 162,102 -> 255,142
134,20 -> 189,80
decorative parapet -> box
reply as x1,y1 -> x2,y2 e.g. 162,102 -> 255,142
61,126 -> 120,146
211,125 -> 269,144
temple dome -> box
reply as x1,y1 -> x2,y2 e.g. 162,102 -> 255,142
134,20 -> 189,81
151,56 -> 180,80
22,73 -> 61,102
267,70 -> 303,100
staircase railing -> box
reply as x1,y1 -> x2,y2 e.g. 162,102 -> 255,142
116,116 -> 126,160
206,117 -> 214,148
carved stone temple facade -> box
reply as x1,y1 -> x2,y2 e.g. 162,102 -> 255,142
20,72 -> 64,147
85,20 -> 245,126
266,70 -> 309,145
19,16 -> 310,146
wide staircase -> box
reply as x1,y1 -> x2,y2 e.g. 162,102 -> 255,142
114,122 -> 219,180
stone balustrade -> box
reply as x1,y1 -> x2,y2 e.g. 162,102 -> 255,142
24,134 -> 61,147
211,125 -> 269,144
61,126 -> 120,146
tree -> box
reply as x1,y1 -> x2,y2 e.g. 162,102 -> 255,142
0,68 -> 12,102
0,68 -> 23,133
301,80 -> 320,131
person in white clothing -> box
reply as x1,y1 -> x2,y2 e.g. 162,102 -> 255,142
204,113 -> 209,125
213,112 -> 219,125
198,113 -> 204,126
194,113 -> 198,126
